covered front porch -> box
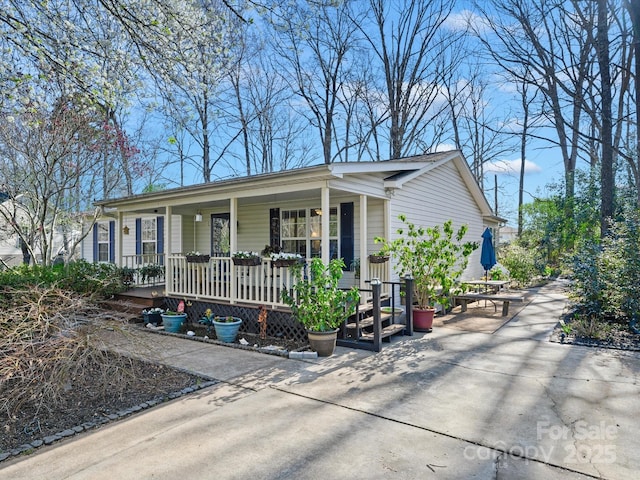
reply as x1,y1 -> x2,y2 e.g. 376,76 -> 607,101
96,166 -> 397,307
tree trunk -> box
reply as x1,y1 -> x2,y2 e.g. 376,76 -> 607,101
597,0 -> 614,236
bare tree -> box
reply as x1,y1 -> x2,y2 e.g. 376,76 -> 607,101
356,0 -> 455,159
474,0 -> 602,246
269,0 -> 363,164
441,53 -> 515,192
0,96 -> 123,264
148,0 -> 241,182
627,0 -> 640,207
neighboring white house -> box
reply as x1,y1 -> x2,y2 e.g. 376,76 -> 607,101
84,150 -> 505,306
499,225 -> 518,245
0,193 -> 68,267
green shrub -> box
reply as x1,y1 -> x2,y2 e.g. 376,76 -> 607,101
570,213 -> 640,321
59,260 -> 126,297
0,260 -> 128,300
498,243 -> 538,287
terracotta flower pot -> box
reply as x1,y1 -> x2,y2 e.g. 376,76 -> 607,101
412,307 -> 435,332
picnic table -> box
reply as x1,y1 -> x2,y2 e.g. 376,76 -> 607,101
463,279 -> 509,294
454,280 -> 523,316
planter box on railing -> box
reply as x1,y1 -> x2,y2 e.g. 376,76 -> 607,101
272,258 -> 300,268
232,256 -> 261,266
186,254 -> 210,263
368,254 -> 389,264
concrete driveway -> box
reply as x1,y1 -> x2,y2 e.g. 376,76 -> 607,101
2,280 -> 638,479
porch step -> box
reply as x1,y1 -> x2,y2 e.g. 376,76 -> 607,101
98,299 -> 148,323
359,323 -> 406,341
345,313 -> 392,329
111,295 -> 163,309
345,302 -> 406,343
112,287 -> 165,310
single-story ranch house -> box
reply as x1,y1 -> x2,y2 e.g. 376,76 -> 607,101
83,150 -> 504,312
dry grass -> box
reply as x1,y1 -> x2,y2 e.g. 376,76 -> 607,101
0,286 -> 205,454
1,286 -> 142,418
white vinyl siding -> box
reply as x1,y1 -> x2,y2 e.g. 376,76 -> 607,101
388,161 -> 485,280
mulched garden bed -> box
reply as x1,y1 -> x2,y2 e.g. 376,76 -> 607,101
549,319 -> 640,351
0,355 -> 214,462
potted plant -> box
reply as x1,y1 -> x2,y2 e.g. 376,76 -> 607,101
160,310 -> 187,333
368,251 -> 389,264
142,307 -> 164,326
139,263 -> 165,283
232,251 -> 261,266
282,258 -> 360,356
270,252 -> 303,267
261,244 -> 281,256
198,309 -> 243,342
375,215 -> 477,332
119,266 -> 136,287
213,315 -> 243,343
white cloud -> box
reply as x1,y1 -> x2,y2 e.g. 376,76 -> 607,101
434,143 -> 457,152
485,158 -> 542,176
444,10 -> 488,33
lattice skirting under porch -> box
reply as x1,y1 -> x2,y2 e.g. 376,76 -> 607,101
163,298 -> 308,344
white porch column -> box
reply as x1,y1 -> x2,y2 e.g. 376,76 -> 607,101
117,210 -> 125,267
321,185 -> 330,264
230,197 -> 238,304
165,205 -> 172,290
359,194 -> 368,289
383,197 -> 390,281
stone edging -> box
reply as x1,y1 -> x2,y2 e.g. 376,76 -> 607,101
0,380 -> 218,463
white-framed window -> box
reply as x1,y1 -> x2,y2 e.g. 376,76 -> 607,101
141,218 -> 157,261
97,222 -> 110,262
281,207 -> 338,258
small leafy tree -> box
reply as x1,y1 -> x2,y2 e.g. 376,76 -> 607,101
375,216 -> 477,309
282,258 -> 360,332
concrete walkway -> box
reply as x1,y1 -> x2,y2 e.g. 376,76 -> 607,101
2,280 -> 639,479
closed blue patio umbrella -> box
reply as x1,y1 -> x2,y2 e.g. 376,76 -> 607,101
480,228 -> 496,280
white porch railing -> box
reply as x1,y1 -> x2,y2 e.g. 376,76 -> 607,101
120,254 -> 390,308
165,255 -> 299,308
122,253 -> 166,286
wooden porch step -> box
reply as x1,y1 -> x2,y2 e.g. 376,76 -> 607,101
98,299 -> 149,323
345,313 -> 391,330
357,295 -> 391,314
360,323 -> 406,341
113,287 -> 165,310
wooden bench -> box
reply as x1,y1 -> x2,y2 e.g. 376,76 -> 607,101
453,293 -> 525,316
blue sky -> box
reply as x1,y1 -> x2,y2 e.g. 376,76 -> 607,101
151,1 -> 569,228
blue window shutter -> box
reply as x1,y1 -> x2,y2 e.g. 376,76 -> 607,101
269,208 -> 280,248
92,223 -> 98,262
109,221 -> 115,263
340,202 -> 354,270
156,216 -> 164,264
135,218 -> 142,264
